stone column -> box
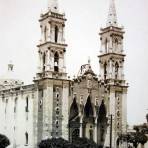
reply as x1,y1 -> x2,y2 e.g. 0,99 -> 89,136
94,118 -> 98,143
80,117 -> 83,138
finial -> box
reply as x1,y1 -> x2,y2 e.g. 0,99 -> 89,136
48,0 -> 59,12
8,61 -> 14,72
106,0 -> 118,27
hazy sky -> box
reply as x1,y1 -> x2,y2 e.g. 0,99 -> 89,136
0,0 -> 148,126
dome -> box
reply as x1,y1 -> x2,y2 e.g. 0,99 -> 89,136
0,62 -> 24,90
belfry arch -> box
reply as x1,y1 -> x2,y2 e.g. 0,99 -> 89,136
54,52 -> 59,72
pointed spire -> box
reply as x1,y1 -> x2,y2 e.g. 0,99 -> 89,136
48,0 -> 59,12
106,0 -> 118,27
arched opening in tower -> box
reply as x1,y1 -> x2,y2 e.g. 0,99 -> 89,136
55,25 -> 59,43
115,38 -> 118,51
105,38 -> 108,53
115,62 -> 119,79
54,52 -> 59,72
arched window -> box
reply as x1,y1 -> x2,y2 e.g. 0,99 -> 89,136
115,62 -> 119,79
105,38 -> 108,53
84,96 -> 94,118
54,52 -> 59,72
25,132 -> 28,145
115,38 -> 118,51
98,100 -> 107,122
43,53 -> 46,71
55,26 -> 59,43
104,62 -> 107,80
69,97 -> 79,121
44,26 -> 47,41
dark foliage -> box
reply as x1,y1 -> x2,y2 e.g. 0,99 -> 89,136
124,132 -> 148,148
0,134 -> 10,148
38,137 -> 99,148
38,138 -> 76,148
73,137 -> 99,148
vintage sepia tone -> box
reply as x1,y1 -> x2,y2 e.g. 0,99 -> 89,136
0,0 -> 147,148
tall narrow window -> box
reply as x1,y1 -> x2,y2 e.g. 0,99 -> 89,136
115,38 -> 118,51
115,62 -> 119,79
104,62 -> 107,80
43,53 -> 46,71
44,26 -> 47,41
26,97 -> 29,112
54,52 -> 59,72
105,38 -> 108,53
55,26 -> 59,43
25,132 -> 28,145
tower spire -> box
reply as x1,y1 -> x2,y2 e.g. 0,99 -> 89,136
48,0 -> 59,12
106,0 -> 118,27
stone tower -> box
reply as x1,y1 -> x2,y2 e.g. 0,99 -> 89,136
34,0 -> 70,144
98,0 -> 128,147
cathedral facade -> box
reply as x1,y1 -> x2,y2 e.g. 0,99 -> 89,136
0,0 -> 128,148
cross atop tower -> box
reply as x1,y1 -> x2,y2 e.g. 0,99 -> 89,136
48,0 -> 59,12
106,0 -> 118,27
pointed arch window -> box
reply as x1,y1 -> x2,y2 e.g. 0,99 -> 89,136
115,62 -> 119,79
55,26 -> 59,43
54,52 -> 59,72
98,100 -> 107,122
69,97 -> 79,121
84,96 -> 94,118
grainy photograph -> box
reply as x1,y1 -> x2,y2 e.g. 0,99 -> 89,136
0,0 -> 147,148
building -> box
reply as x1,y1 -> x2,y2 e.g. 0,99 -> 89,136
0,0 -> 128,147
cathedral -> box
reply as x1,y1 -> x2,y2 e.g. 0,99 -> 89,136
0,0 -> 128,148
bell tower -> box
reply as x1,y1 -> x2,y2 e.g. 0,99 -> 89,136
36,0 -> 67,80
34,0 -> 70,145
98,0 -> 128,147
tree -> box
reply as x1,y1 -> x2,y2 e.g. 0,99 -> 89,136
38,138 -> 76,148
72,137 -> 99,148
0,134 -> 10,148
38,137 -> 99,148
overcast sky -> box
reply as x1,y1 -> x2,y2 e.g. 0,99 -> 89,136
0,0 -> 148,126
